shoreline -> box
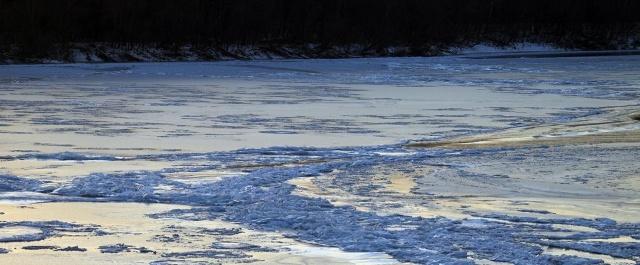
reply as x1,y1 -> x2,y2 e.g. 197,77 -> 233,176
5,42 -> 638,65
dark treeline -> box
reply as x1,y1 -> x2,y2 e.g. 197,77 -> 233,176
1,0 -> 640,59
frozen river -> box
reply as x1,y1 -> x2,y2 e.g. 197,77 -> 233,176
1,54 -> 639,264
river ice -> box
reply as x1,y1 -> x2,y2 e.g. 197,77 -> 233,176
0,54 -> 639,264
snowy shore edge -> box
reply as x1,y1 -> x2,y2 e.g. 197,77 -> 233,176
3,42 -> 639,64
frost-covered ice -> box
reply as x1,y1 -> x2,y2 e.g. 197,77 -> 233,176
1,54 -> 640,264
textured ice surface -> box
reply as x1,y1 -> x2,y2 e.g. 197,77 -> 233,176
0,175 -> 43,192
0,221 -> 105,243
24,143 -> 637,264
99,244 -> 156,254
53,172 -> 185,201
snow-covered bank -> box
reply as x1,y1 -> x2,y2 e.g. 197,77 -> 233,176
1,43 -> 433,64
2,41 -> 639,64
